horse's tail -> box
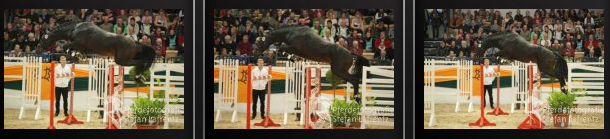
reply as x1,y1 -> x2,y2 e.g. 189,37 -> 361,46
38,21 -> 82,51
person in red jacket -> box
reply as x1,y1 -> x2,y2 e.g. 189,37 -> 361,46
583,35 -> 599,50
237,35 -> 252,55
374,31 -> 392,58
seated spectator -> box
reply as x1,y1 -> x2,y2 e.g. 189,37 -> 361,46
99,15 -> 114,32
233,49 -> 246,63
151,27 -> 167,45
299,10 -> 313,27
438,42 -> 448,57
337,21 -> 350,38
283,12 -> 298,26
374,32 -> 391,57
127,17 -> 140,36
221,35 -> 236,55
167,28 -> 178,49
363,31 -> 374,51
10,44 -> 22,57
24,44 -> 32,54
139,34 -> 151,45
115,27 -> 123,35
374,50 -> 391,65
575,34 -> 583,51
4,32 -> 10,51
551,40 -> 562,53
448,40 -> 459,55
520,24 -> 531,41
323,20 -> 336,38
337,37 -> 348,49
322,29 -> 335,43
350,40 -> 361,55
541,34 -> 552,48
311,20 -> 324,36
237,35 -> 252,55
583,34 -> 599,50
152,38 -> 166,57
586,46 -> 597,58
445,50 -> 456,61
154,9 -> 169,30
141,17 -> 154,36
113,18 -> 127,35
219,48 -> 231,59
562,42 -> 574,57
531,34 -> 539,45
458,51 -> 466,59
350,11 -> 364,32
126,27 -> 138,41
54,44 -> 63,54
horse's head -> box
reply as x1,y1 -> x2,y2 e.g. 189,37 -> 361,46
254,35 -> 275,56
37,34 -> 51,52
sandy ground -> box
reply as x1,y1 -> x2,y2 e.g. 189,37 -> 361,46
424,104 -> 604,129
214,111 -> 394,129
4,108 -> 184,129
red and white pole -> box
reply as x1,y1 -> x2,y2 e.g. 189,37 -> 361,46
48,62 -> 56,129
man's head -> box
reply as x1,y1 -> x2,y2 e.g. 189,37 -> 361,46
242,35 -> 249,43
380,50 -> 386,57
449,50 -> 455,57
224,35 -> 231,43
155,38 -> 163,45
352,40 -> 359,48
117,18 -> 124,25
130,17 -> 136,25
60,56 -> 67,65
128,27 -> 135,35
219,48 -> 229,56
484,58 -> 490,66
27,32 -> 35,40
14,44 -> 21,51
257,58 -> 265,67
116,27 -> 123,34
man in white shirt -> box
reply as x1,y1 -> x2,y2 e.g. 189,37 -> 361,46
251,58 -> 271,120
54,56 -> 74,117
482,59 -> 499,109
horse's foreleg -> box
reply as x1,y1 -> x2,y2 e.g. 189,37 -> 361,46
332,69 -> 361,103
114,53 -> 148,84
558,77 -> 567,94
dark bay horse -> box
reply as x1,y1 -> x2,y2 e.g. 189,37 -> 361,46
254,25 -> 370,103
478,32 -> 569,94
38,21 -> 156,84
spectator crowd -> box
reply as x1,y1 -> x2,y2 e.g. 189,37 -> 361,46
425,9 -> 604,61
214,9 -> 395,65
4,9 -> 185,63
